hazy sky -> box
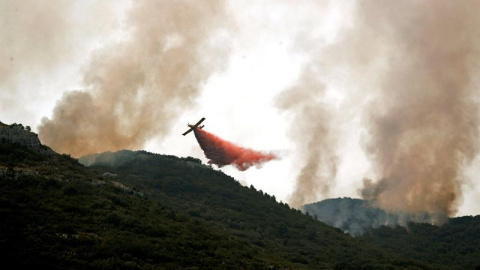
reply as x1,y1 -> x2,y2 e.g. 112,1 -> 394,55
1,0 -> 479,216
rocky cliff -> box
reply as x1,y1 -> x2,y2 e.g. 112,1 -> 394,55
0,121 -> 54,155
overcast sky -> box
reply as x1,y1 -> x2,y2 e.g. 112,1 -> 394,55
1,0 -> 479,216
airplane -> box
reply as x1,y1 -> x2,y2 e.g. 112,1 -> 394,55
182,117 -> 205,136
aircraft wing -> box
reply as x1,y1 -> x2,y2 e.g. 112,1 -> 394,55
182,130 -> 192,136
193,117 -> 206,126
182,117 -> 205,136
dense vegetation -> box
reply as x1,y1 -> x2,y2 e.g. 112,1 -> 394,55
361,216 -> 480,270
85,151 -> 438,269
1,130 -> 479,269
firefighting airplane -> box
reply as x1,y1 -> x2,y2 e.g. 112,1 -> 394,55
182,117 -> 205,136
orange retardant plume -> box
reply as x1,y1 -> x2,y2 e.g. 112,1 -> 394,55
193,128 -> 277,171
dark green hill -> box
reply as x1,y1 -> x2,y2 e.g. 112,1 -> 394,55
1,144 -> 295,269
0,125 -> 459,269
79,150 -> 443,269
361,216 -> 480,270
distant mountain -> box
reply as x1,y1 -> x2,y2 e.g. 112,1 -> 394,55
304,198 -> 480,269
1,123 -> 479,269
303,197 -> 445,236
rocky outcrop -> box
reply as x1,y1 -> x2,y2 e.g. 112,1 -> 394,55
0,122 -> 54,155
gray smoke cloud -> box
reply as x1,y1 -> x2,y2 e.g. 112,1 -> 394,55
273,0 -> 346,209
277,66 -> 338,208
38,0 -> 231,157
347,1 -> 480,217
1,0 -> 75,123
1,0 -> 73,87
1,1 -> 120,124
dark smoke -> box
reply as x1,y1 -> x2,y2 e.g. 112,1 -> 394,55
346,1 -> 480,217
38,0 -> 231,157
193,128 -> 276,171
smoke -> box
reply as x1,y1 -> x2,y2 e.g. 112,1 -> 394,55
347,1 -> 480,216
277,0 -> 480,215
6,0 -> 480,215
0,0 -> 120,124
276,66 -> 338,208
193,128 -> 276,171
1,0 -> 75,124
38,0 -> 231,157
0,0 -> 81,88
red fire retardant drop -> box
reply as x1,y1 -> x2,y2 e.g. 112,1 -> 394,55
194,128 -> 276,171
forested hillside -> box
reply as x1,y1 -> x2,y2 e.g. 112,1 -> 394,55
1,125 -> 477,269
362,216 -> 480,270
